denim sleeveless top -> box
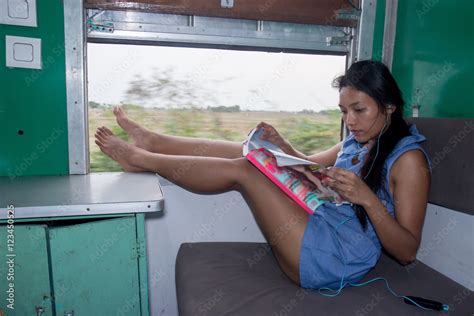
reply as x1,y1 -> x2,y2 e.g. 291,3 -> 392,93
334,124 -> 431,249
299,124 -> 430,289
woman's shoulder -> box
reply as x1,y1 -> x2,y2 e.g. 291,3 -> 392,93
390,149 -> 431,199
392,124 -> 427,153
388,124 -> 431,181
386,124 -> 430,163
392,149 -> 430,173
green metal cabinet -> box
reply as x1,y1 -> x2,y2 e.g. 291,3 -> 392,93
0,225 -> 53,315
0,214 -> 149,316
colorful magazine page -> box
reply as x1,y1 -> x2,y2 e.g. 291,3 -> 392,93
242,127 -> 281,156
243,127 -> 314,166
246,148 -> 346,215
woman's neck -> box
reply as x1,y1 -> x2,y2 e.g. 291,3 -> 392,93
357,138 -> 376,150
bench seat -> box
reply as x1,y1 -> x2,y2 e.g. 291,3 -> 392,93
176,242 -> 473,315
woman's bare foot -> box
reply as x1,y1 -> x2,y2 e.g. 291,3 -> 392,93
95,126 -> 147,172
113,106 -> 157,152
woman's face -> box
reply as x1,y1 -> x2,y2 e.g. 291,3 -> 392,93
339,87 -> 390,143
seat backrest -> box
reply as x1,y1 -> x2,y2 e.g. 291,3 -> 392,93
405,117 -> 474,215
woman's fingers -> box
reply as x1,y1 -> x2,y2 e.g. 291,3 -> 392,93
256,122 -> 293,154
258,122 -> 280,141
322,167 -> 371,204
326,179 -> 352,196
322,167 -> 353,182
257,122 -> 270,139
257,121 -> 270,130
289,165 -> 304,172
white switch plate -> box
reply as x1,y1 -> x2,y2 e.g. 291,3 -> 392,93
6,35 -> 42,69
0,0 -> 37,27
221,0 -> 234,8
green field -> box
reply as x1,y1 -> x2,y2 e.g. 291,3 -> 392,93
89,107 -> 342,172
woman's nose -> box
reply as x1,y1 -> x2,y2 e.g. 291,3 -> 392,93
345,112 -> 356,126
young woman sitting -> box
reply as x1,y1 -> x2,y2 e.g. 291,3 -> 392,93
94,60 -> 431,289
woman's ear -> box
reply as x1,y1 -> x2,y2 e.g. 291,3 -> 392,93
386,105 -> 395,114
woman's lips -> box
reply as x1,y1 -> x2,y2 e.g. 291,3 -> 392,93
351,130 -> 362,136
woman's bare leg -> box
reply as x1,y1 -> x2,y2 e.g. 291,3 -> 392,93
113,106 -> 242,159
95,128 -> 309,284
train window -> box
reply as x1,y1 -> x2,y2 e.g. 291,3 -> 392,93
87,43 -> 345,172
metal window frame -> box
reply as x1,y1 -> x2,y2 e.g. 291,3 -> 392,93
357,0 -> 377,61
63,4 -> 379,172
85,9 -> 356,147
65,0 -> 89,174
86,9 -> 352,55
382,0 -> 398,70
348,0 -> 377,64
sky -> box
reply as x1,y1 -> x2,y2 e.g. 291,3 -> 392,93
87,43 -> 346,112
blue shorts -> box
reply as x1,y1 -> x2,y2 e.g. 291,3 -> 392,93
299,204 -> 381,289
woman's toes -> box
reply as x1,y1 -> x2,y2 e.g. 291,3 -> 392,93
102,126 -> 114,135
117,106 -> 124,116
113,106 -> 125,119
95,130 -> 109,144
113,105 -> 123,117
96,135 -> 105,144
97,126 -> 113,138
95,129 -> 105,140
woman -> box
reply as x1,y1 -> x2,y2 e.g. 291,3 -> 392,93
95,60 -> 431,289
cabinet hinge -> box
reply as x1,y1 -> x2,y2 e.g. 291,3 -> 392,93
132,239 -> 146,259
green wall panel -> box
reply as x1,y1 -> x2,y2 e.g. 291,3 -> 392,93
0,1 -> 69,177
372,0 -> 386,61
392,0 -> 474,118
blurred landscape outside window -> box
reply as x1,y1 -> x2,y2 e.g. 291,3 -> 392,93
87,43 -> 346,172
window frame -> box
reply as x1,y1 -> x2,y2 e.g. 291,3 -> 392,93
65,1 -> 377,174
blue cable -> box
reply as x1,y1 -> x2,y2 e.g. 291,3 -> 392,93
349,278 -> 434,311
316,217 -> 439,312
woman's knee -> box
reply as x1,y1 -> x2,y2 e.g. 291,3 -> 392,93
229,157 -> 256,191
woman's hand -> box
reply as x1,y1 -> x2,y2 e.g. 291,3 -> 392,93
257,122 -> 296,156
321,167 -> 376,206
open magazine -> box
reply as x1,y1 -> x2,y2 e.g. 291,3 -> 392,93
242,127 -> 347,214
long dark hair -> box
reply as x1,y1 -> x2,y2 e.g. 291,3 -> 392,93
332,60 -> 410,230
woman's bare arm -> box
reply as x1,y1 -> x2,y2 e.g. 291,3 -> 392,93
362,150 -> 430,264
257,121 -> 342,166
305,142 -> 342,166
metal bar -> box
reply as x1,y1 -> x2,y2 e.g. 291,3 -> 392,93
88,29 -> 348,54
356,0 -> 377,61
64,0 -> 89,174
382,0 -> 398,70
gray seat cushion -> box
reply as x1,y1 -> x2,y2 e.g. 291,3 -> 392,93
176,242 -> 473,315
